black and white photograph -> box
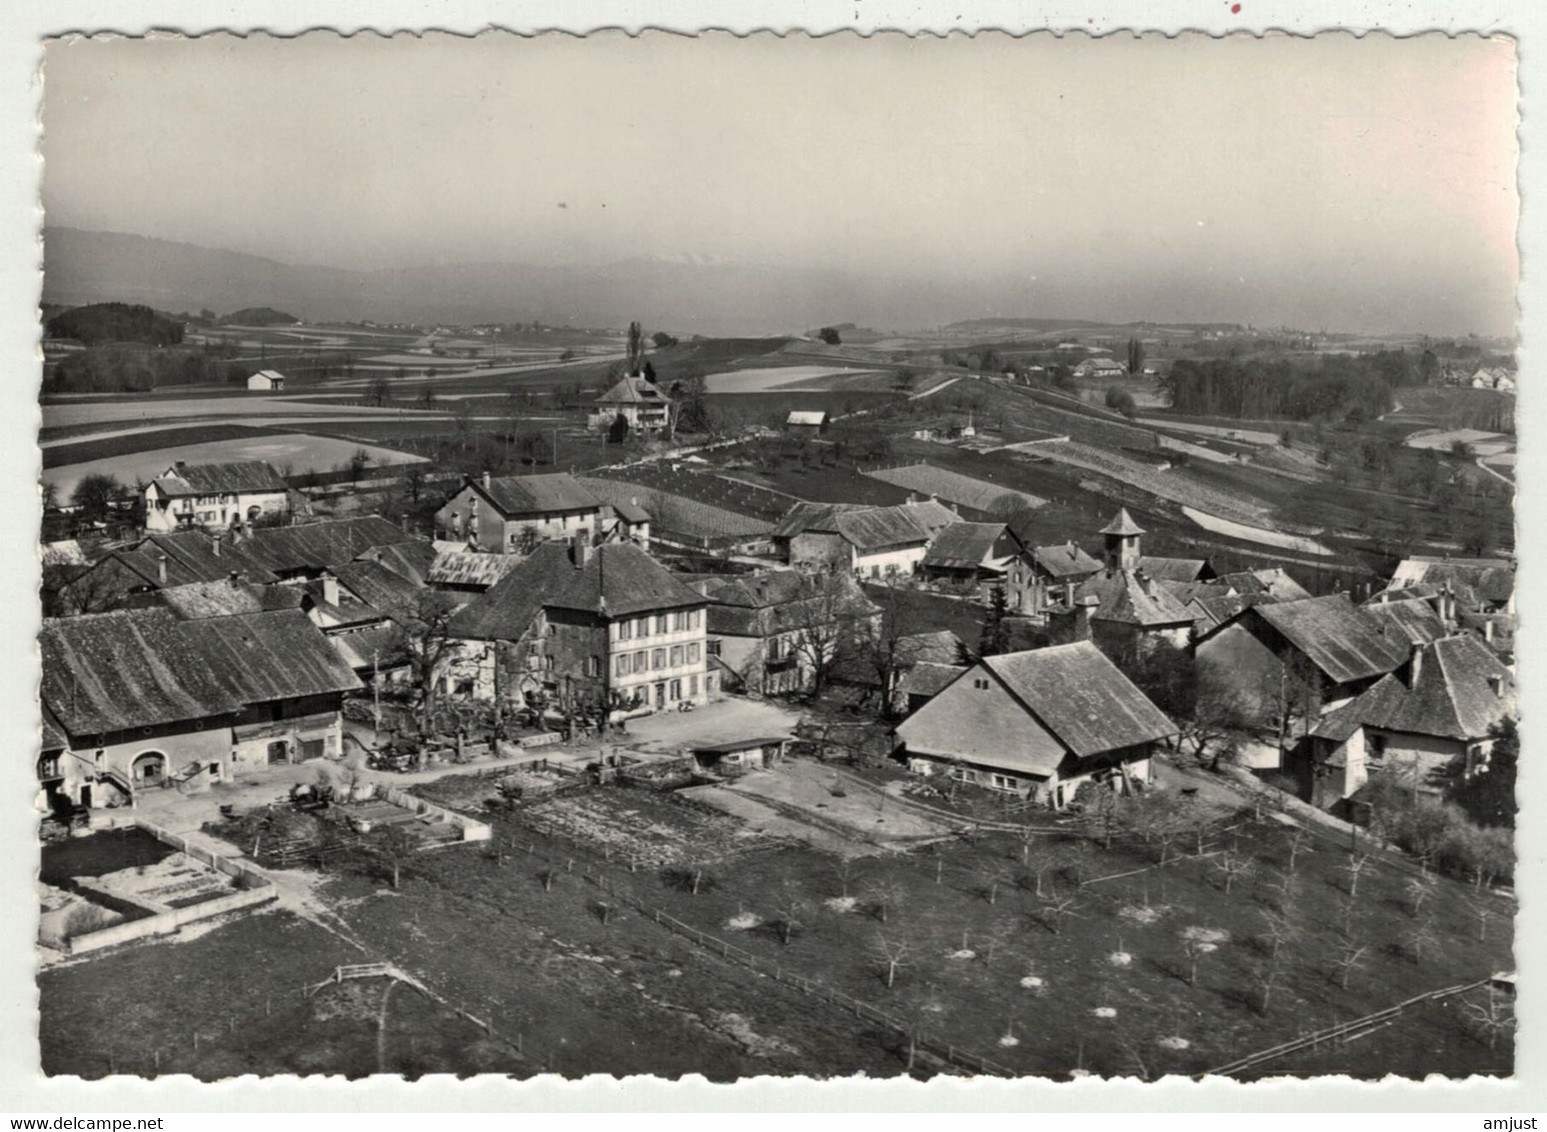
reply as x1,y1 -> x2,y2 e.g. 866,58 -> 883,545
29,26 -> 1520,1085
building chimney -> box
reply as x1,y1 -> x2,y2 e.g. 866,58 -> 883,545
1063,581 -> 1076,608
1075,595 -> 1100,641
211,532 -> 221,557
321,571 -> 340,608
156,553 -> 168,585
228,570 -> 240,585
1484,618 -> 1495,644
483,470 -> 491,490
571,530 -> 593,568
1136,568 -> 1153,597
1406,642 -> 1424,688
1487,673 -> 1504,698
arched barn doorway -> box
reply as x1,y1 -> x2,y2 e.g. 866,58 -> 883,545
131,750 -> 167,785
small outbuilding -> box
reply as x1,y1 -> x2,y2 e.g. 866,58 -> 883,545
690,736 -> 789,776
786,410 -> 828,436
247,370 -> 286,392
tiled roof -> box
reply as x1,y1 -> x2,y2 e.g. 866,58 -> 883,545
129,531 -> 279,586
428,550 -> 522,589
833,508 -> 930,552
359,540 -> 436,587
239,517 -> 414,575
1390,557 -> 1514,606
1216,568 -> 1312,601
152,461 -> 288,496
1365,598 -> 1449,647
334,559 -> 424,615
451,542 -> 704,640
40,608 -> 360,737
138,579 -> 303,620
1313,634 -> 1514,743
923,522 -> 1007,570
474,473 -> 601,517
1251,594 -> 1410,685
1138,556 -> 1209,584
787,411 -> 827,426
1075,569 -> 1195,627
697,571 -> 879,637
896,661 -> 966,700
985,643 -> 1176,757
596,376 -> 671,406
1031,542 -> 1103,581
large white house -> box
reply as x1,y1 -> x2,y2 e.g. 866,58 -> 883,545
588,375 -> 673,435
142,460 -> 291,533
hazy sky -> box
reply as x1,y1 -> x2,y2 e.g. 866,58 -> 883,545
40,31 -> 1519,335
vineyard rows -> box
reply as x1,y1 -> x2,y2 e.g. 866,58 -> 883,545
862,462 -> 1047,513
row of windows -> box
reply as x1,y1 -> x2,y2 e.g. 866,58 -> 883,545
616,609 -> 700,640
615,642 -> 702,676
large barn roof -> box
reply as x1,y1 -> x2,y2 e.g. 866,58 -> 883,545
1313,634 -> 1514,743
1252,593 -> 1411,684
472,473 -> 601,517
152,460 -> 288,497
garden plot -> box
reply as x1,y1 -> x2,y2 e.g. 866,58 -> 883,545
520,789 -> 789,866
1181,507 -> 1334,556
863,463 -> 1046,513
703,365 -> 881,393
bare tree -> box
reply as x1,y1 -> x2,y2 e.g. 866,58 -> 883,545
1405,874 -> 1438,919
981,860 -> 1013,906
1467,894 -> 1497,943
368,825 -> 420,890
871,934 -> 911,988
384,590 -> 461,734
831,857 -> 857,900
1403,917 -> 1440,966
1332,937 -> 1370,990
1340,853 -> 1375,898
1282,825 -> 1309,874
1462,986 -> 1515,1051
1017,840 -> 1064,899
1038,891 -> 1083,935
1258,907 -> 1300,965
773,882 -> 809,945
865,876 -> 905,924
1213,850 -> 1256,896
1180,931 -> 1219,986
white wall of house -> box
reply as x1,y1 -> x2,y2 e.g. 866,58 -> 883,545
853,544 -> 927,580
144,486 -> 290,533
434,485 -> 603,552
608,609 -> 708,708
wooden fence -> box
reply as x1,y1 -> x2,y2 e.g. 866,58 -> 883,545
1202,979 -> 1492,1078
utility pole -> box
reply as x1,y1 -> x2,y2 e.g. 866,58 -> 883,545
552,427 -> 559,469
372,649 -> 381,733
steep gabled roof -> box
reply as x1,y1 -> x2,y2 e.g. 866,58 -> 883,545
472,473 -> 601,517
136,578 -> 303,620
1216,568 -> 1312,601
132,530 -> 280,586
833,508 -> 930,552
596,375 -> 671,406
696,571 -> 880,637
772,502 -> 860,540
428,549 -> 522,590
152,460 -> 288,497
1365,598 -> 1449,647
1075,569 -> 1194,628
1251,594 -> 1410,684
239,517 -> 414,575
451,542 -> 704,640
1313,635 -> 1514,743
983,642 -> 1176,757
359,540 -> 436,587
334,559 -> 424,615
1031,542 -> 1104,581
40,608 -> 359,737
1138,556 -> 1209,584
896,661 -> 967,700
923,522 -> 1007,570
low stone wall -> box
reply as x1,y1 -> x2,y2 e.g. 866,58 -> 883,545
379,785 -> 492,843
59,819 -> 276,955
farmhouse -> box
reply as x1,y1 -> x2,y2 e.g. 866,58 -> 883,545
893,642 -> 1176,808
1008,539 -> 1103,615
785,410 -> 828,436
447,539 -> 710,716
434,472 -> 606,552
142,460 -> 291,533
56,529 -> 280,615
246,369 -> 286,392
238,516 -> 419,581
1073,357 -> 1126,379
693,571 -> 879,696
589,375 -> 673,435
1386,556 -> 1515,615
1193,593 -> 1412,739
919,521 -> 1022,596
893,661 -> 967,715
38,608 -> 362,813
1301,634 -> 1515,811
1469,366 -> 1516,392
781,499 -> 956,579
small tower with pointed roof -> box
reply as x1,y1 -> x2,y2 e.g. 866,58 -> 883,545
1099,508 -> 1144,573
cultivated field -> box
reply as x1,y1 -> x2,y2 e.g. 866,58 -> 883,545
576,476 -> 775,541
44,432 -> 427,498
864,462 -> 1047,513
704,365 -> 882,393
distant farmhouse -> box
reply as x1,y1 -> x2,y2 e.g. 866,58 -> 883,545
785,410 -> 828,436
246,369 -> 286,392
142,460 -> 290,533
434,472 -> 651,553
1073,357 -> 1126,379
589,375 -> 673,435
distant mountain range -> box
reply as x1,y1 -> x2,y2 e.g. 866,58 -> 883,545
41,227 -> 1133,338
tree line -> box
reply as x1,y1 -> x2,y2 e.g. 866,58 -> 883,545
1159,355 -> 1402,422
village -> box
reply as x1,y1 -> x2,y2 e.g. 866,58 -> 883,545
35,316 -> 1518,1081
